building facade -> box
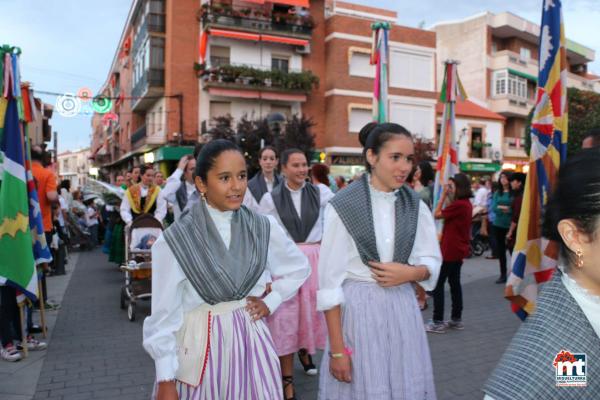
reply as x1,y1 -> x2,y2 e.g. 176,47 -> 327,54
433,12 -> 598,170
57,148 -> 91,190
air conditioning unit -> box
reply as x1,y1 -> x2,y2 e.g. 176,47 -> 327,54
492,149 -> 502,161
295,43 -> 311,55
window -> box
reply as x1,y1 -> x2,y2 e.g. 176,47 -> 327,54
390,49 -> 433,91
210,46 -> 230,67
150,37 -> 165,69
157,107 -> 163,131
272,56 -> 289,73
492,70 -> 528,100
209,101 -> 231,121
389,101 -> 435,139
470,127 -> 483,158
270,104 -> 292,118
349,51 -> 374,78
520,47 -> 531,62
348,106 -> 372,133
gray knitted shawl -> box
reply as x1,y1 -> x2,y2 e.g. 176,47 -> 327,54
330,174 -> 420,265
163,200 -> 270,305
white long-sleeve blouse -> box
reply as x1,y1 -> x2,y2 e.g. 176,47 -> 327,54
142,204 -> 311,382
316,184 -> 442,311
257,182 -> 334,243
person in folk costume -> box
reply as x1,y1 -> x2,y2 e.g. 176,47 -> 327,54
317,122 -> 442,400
484,148 -> 600,399
257,148 -> 334,399
120,164 -> 167,225
159,155 -> 197,221
243,146 -> 283,212
143,140 -> 310,400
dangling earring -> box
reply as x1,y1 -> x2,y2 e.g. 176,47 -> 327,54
200,191 -> 207,201
575,248 -> 584,268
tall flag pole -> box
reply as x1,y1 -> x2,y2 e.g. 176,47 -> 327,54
505,0 -> 568,320
370,22 -> 390,122
433,61 -> 466,228
0,46 -> 51,301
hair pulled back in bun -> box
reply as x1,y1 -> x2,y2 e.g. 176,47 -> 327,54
358,122 -> 412,172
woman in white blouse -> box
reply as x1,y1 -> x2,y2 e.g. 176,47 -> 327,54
243,146 -> 282,212
258,148 -> 334,399
143,140 -> 310,400
317,122 -> 442,400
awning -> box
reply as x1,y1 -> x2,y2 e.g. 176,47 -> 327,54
153,146 -> 194,162
261,34 -> 308,46
508,68 -> 537,83
270,0 -> 310,6
459,162 -> 501,173
208,87 -> 307,102
209,29 -> 260,41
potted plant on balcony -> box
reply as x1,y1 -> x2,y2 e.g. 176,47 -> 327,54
193,62 -> 206,77
241,8 -> 251,17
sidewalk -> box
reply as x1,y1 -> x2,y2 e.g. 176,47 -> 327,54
0,252 -> 80,400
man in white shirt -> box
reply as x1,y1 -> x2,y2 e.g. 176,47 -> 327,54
472,178 -> 488,217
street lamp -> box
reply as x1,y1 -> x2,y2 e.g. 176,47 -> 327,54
266,112 -> 286,150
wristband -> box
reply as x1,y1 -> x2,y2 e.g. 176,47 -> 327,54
328,347 -> 352,358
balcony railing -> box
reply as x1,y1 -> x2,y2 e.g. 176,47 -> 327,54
133,12 -> 166,54
503,137 -> 527,157
132,68 -> 165,99
131,125 -> 147,145
200,4 -> 314,37
198,64 -> 318,93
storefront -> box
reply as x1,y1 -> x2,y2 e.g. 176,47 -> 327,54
459,161 -> 502,180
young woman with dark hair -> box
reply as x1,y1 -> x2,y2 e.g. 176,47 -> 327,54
491,172 -> 513,283
485,148 -> 600,399
427,173 -> 473,334
244,146 -> 282,212
143,139 -> 310,400
317,122 -> 441,399
120,165 -> 167,225
258,147 -> 334,399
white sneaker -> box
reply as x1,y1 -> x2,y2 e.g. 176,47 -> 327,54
16,337 -> 47,352
1,344 -> 22,362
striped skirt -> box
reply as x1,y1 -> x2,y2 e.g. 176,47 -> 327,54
175,308 -> 283,400
318,280 -> 437,400
267,243 -> 327,356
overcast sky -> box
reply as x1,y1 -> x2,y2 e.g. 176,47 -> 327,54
1,0 -> 598,152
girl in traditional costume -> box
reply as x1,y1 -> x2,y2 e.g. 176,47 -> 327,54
120,165 -> 167,225
484,148 -> 600,399
317,123 -> 441,400
244,146 -> 282,212
258,148 -> 334,399
143,140 -> 310,400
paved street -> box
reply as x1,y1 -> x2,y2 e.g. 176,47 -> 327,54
4,248 -> 521,400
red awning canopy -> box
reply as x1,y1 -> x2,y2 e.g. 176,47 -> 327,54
260,34 -> 308,46
209,29 -> 260,42
270,0 -> 310,7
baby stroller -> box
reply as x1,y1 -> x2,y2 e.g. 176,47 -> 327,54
470,208 -> 490,257
119,213 -> 163,321
65,211 -> 93,251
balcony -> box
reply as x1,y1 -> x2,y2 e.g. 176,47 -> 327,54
133,13 -> 166,54
503,136 -> 528,159
488,50 -> 538,81
131,125 -> 147,148
200,3 -> 314,40
489,95 -> 534,117
567,72 -> 599,93
199,64 -> 318,94
131,68 -> 165,111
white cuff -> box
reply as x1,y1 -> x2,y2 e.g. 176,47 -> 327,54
416,257 -> 441,291
155,355 -> 179,383
316,287 -> 345,311
263,291 -> 283,314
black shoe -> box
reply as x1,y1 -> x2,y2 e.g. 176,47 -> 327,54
298,349 -> 317,376
28,325 -> 43,334
495,277 -> 507,284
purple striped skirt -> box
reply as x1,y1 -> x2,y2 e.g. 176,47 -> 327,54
175,307 -> 283,400
319,280 -> 437,400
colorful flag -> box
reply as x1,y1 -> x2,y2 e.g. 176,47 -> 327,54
505,0 -> 568,320
433,62 -> 467,218
370,22 -> 390,122
0,47 -> 50,300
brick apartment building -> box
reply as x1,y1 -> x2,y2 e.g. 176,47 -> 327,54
91,0 -> 442,180
433,12 -> 599,171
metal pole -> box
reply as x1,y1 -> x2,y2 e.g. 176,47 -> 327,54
177,94 -> 183,145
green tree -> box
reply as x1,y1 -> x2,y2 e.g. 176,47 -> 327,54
525,88 -> 600,157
